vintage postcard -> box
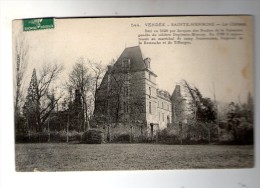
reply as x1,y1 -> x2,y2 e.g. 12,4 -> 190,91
13,16 -> 254,171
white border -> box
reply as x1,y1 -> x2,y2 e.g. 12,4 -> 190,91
1,0 -> 259,188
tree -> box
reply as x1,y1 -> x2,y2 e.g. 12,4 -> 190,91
197,97 -> 216,122
23,63 -> 64,133
37,63 -> 64,131
107,66 -> 130,125
23,69 -> 40,132
14,35 -> 29,134
68,57 -> 92,131
181,80 -> 217,143
89,60 -> 105,111
68,89 -> 84,131
14,36 -> 29,112
226,95 -> 254,144
246,92 -> 254,123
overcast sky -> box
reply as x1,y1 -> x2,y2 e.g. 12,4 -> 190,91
13,16 -> 253,103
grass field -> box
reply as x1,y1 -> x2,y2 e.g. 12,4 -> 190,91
15,143 -> 254,171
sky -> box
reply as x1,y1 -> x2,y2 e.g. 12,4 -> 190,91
13,16 -> 254,103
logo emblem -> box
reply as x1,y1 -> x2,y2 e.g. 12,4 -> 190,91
23,18 -> 54,31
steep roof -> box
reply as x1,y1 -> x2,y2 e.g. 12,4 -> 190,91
157,89 -> 171,101
171,85 -> 181,99
114,46 -> 146,72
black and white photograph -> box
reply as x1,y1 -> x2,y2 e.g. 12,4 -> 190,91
13,16 -> 254,172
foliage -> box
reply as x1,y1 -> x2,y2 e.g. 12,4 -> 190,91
15,131 -> 83,143
158,128 -> 179,144
112,133 -> 131,143
182,80 -> 217,123
67,58 -> 92,131
89,60 -> 106,112
180,80 -> 217,143
69,89 -> 84,131
197,97 -> 216,122
22,63 -> 64,133
23,69 -> 40,131
226,94 -> 254,144
82,129 -> 104,144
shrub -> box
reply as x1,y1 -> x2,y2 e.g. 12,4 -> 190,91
134,135 -> 152,143
82,129 -> 104,144
112,133 -> 131,143
158,128 -> 179,144
234,122 -> 254,144
15,131 -> 83,143
15,132 -> 49,143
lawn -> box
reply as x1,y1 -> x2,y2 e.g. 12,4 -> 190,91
15,143 -> 254,171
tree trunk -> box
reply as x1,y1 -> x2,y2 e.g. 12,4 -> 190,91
107,125 -> 110,142
115,94 -> 120,126
81,94 -> 89,131
67,112 -> 70,143
208,128 -> 211,144
130,125 -> 133,143
48,118 -> 50,142
179,122 -> 183,145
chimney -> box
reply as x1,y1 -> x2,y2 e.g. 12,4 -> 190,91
144,58 -> 151,69
174,85 -> 181,97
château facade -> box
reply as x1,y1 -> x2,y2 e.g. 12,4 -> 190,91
94,46 -> 172,135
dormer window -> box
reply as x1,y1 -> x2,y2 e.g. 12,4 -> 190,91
122,58 -> 130,69
144,58 -> 151,69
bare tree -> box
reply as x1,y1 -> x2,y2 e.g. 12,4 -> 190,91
89,60 -> 106,111
23,63 -> 64,132
14,35 -> 29,135
68,57 -> 92,131
39,64 -> 63,131
108,70 -> 129,125
14,35 -> 29,114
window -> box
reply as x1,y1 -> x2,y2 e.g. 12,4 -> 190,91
162,113 -> 164,122
159,112 -> 160,121
122,58 -> 130,68
149,102 -> 152,114
144,57 -> 151,69
149,87 -> 151,98
167,116 -> 170,124
148,73 -> 151,81
162,102 -> 164,109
